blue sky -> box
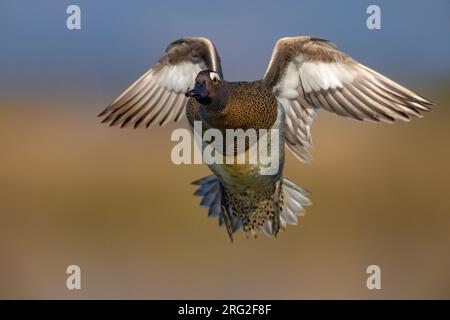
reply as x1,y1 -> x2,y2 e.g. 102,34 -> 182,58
1,0 -> 449,101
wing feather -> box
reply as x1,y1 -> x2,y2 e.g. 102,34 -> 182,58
263,36 -> 433,162
99,37 -> 223,128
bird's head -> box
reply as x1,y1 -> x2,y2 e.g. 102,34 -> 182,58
185,70 -> 226,107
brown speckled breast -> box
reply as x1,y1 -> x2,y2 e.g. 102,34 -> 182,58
201,81 -> 278,131
186,81 -> 278,131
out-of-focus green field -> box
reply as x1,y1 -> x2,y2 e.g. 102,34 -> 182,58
0,82 -> 449,299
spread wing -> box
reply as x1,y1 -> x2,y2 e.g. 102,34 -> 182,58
263,36 -> 433,162
99,37 -> 223,128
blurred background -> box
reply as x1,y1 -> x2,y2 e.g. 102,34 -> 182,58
0,0 -> 449,299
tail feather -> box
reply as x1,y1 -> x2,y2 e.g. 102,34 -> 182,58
192,176 -> 241,240
208,193 -> 222,217
192,175 -> 311,239
262,177 -> 311,237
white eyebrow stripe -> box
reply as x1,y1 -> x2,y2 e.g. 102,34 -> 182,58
209,72 -> 221,81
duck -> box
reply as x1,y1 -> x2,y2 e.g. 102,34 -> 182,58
99,36 -> 433,241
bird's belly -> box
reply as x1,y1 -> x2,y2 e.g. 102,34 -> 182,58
205,104 -> 286,192
207,141 -> 282,191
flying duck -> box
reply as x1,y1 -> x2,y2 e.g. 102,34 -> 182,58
99,36 -> 433,240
